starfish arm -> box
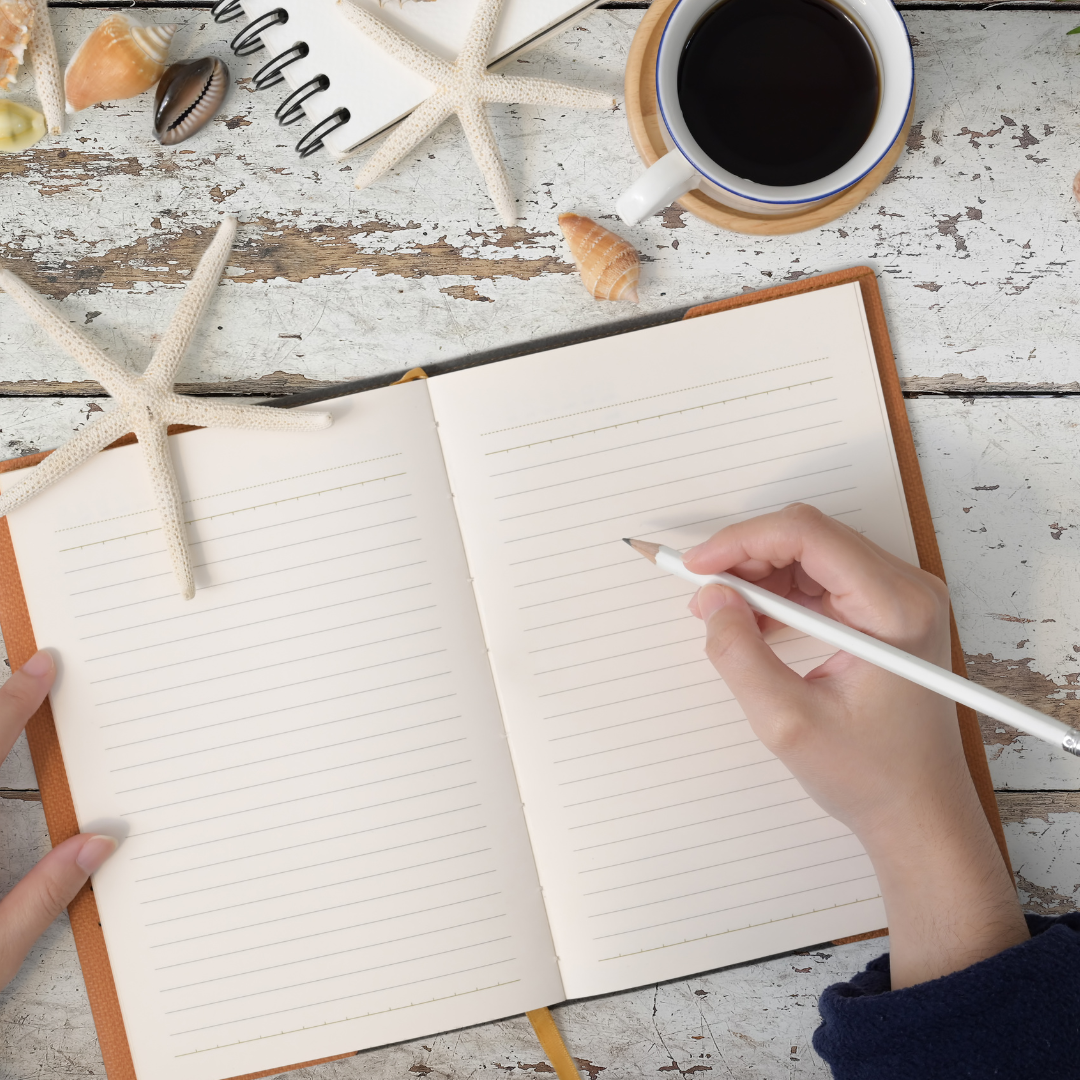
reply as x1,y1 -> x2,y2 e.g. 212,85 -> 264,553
0,408 -> 130,518
0,270 -> 135,397
26,0 -> 64,135
457,0 -> 503,77
132,418 -> 195,600
481,75 -> 615,110
164,396 -> 333,433
456,98 -> 516,227
336,0 -> 452,85
353,94 -> 453,191
144,217 -> 238,392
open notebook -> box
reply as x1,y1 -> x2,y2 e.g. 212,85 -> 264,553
0,272 -> 1006,1080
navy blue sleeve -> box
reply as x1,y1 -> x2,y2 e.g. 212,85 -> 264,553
813,912 -> 1080,1079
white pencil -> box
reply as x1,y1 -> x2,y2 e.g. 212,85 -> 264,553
624,538 -> 1080,759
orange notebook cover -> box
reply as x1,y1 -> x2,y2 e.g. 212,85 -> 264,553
0,268 -> 1008,1080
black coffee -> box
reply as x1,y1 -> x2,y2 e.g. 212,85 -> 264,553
677,0 -> 879,187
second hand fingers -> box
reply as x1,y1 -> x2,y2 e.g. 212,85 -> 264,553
0,651 -> 54,763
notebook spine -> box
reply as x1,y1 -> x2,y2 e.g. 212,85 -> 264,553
211,1 -> 351,159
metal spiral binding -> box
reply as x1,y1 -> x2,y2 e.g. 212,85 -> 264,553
211,0 -> 245,23
222,5 -> 348,159
296,109 -> 351,158
230,9 -> 289,57
253,42 -> 310,91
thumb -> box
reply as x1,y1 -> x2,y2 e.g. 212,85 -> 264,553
697,584 -> 808,735
0,832 -> 117,990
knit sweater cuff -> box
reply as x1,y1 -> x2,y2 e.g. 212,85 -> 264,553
813,912 -> 1080,1079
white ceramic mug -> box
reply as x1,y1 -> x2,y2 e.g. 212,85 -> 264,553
616,0 -> 914,225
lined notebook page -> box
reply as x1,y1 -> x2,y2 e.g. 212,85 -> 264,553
3,384 -> 560,1080
430,282 -> 917,998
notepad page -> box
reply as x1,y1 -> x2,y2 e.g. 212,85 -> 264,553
429,282 -> 916,998
2,384 -> 561,1080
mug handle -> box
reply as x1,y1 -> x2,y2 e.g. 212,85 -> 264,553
617,151 -> 699,226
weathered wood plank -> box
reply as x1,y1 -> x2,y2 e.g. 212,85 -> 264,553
912,396 -> 1080,789
4,10 -> 1080,388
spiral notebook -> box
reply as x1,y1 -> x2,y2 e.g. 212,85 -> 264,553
0,270 -> 1009,1080
223,0 -> 602,159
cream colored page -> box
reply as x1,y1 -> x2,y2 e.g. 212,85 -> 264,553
2,383 -> 561,1080
429,283 -> 916,998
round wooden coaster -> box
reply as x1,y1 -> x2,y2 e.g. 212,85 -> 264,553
623,0 -> 914,236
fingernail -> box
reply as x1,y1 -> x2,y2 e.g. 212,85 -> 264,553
76,834 -> 118,874
682,543 -> 703,563
696,584 -> 730,621
21,650 -> 53,678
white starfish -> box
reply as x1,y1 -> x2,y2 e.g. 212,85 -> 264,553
26,0 -> 63,134
0,217 -> 332,599
337,0 -> 614,226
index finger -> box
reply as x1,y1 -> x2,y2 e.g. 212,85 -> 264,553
682,504 -> 921,633
0,650 -> 54,763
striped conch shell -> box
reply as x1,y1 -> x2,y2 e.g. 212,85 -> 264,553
558,213 -> 640,302
65,14 -> 176,113
0,0 -> 34,92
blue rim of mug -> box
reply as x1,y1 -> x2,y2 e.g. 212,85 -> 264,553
655,0 -> 915,206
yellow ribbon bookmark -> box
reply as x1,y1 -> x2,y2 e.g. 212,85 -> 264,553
527,1008 -> 582,1080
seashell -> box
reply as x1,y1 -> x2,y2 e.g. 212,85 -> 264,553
558,213 -> 640,303
0,0 -> 34,92
0,98 -> 45,152
65,14 -> 176,113
154,57 -> 229,145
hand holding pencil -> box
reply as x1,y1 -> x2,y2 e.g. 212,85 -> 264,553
629,504 -> 1033,989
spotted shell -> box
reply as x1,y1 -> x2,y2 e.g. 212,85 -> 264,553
65,14 -> 176,113
154,57 -> 229,145
558,213 -> 641,302
0,0 -> 34,92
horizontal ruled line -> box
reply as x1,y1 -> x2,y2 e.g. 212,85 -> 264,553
146,851 -> 493,927
486,377 -> 833,455
60,475 -> 409,552
102,654 -> 449,729
581,818 -> 838,883
156,891 -> 502,967
126,763 -> 472,840
597,895 -> 879,961
573,794 -> 813,851
144,826 -> 487,904
122,743 -> 467,817
498,444 -> 846,523
116,725 -> 462,795
593,872 -> 877,941
161,914 -> 508,991
564,755 -> 781,809
175,978 -> 520,1057
489,398 -> 839,478
170,959 -> 516,1038
164,937 -> 512,1014
480,360 -> 826,437
494,422 -> 843,500
590,854 -> 871,920
81,577 -> 432,643
506,466 -> 852,544
559,739 -> 759,786
136,799 -> 480,882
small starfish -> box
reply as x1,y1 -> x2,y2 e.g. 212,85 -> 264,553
337,0 -> 614,226
0,217 -> 332,599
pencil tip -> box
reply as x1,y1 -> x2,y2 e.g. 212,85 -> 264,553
621,537 -> 632,546
623,537 -> 660,563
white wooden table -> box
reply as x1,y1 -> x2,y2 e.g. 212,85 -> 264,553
2,3 -> 1079,1076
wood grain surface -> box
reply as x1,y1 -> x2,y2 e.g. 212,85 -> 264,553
2,4 -> 1079,1079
